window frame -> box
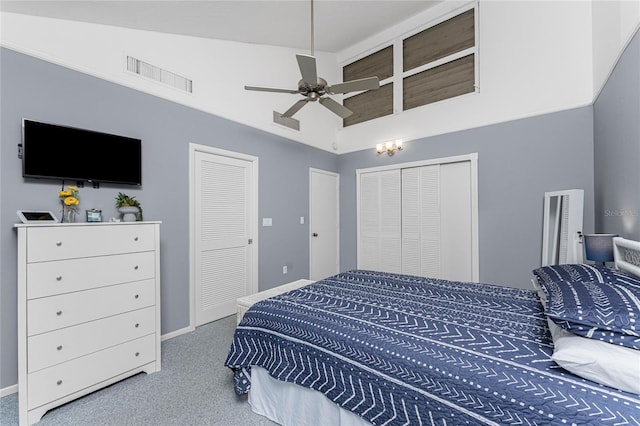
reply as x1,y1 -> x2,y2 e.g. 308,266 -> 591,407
340,2 -> 479,127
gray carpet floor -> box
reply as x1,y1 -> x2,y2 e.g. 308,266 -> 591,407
0,315 -> 277,426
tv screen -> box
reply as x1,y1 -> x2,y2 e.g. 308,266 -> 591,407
22,119 -> 142,185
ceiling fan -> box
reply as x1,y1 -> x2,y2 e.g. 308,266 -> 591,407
244,0 -> 380,130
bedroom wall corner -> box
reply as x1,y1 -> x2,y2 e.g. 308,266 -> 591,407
593,26 -> 640,241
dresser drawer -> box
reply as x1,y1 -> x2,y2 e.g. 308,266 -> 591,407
27,279 -> 155,336
26,224 -> 155,262
27,251 -> 156,299
27,334 -> 156,409
28,306 -> 156,373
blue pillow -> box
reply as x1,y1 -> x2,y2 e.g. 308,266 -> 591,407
532,264 -> 631,287
540,279 -> 640,350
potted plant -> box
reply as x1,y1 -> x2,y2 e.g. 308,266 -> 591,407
115,192 -> 143,222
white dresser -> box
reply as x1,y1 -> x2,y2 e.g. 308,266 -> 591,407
15,222 -> 162,425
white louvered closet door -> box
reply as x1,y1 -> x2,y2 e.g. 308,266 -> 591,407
194,151 -> 253,326
359,158 -> 475,282
358,169 -> 402,273
439,161 -> 472,281
401,165 -> 441,278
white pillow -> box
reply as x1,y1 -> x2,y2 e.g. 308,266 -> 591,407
548,319 -> 640,394
531,278 -> 546,308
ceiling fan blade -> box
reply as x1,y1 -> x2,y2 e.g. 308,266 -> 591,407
327,77 -> 380,94
319,97 -> 353,119
245,85 -> 299,94
281,99 -> 311,118
296,54 -> 318,85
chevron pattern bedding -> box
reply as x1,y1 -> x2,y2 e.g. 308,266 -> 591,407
225,270 -> 640,425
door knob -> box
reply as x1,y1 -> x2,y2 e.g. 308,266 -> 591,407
312,233 -> 318,237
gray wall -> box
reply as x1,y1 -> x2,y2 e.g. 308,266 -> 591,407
338,108 -> 596,288
594,28 -> 640,240
0,48 -> 338,388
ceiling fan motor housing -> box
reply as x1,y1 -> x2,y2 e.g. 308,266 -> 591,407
298,78 -> 327,100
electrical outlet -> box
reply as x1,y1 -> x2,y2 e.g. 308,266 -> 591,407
283,266 -> 288,274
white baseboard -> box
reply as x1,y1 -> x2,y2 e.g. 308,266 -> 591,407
161,325 -> 195,341
1,384 -> 18,397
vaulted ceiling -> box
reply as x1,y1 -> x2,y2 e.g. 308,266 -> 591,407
0,1 -> 442,53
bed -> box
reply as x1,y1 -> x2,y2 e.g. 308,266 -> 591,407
225,237 -> 640,425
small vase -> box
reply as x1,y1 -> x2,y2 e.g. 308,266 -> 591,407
119,206 -> 139,222
62,207 -> 77,223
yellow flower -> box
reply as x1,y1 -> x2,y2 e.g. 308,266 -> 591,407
63,196 -> 79,206
58,186 -> 80,208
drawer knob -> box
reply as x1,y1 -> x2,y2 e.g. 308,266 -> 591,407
134,265 -> 139,270
56,241 -> 62,247
135,352 -> 140,357
57,345 -> 63,351
134,294 -> 139,299
56,311 -> 62,316
135,323 -> 140,328
134,237 -> 139,242
56,275 -> 63,281
56,380 -> 63,386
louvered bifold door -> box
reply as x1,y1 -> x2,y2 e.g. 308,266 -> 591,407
194,151 -> 253,326
401,168 -> 421,276
439,162 -> 472,281
358,170 -> 401,273
402,166 -> 441,278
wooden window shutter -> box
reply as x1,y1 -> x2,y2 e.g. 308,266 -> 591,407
343,46 -> 393,82
403,9 -> 475,72
342,46 -> 393,127
343,83 -> 393,127
403,54 -> 475,111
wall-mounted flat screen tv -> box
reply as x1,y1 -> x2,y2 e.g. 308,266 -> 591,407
22,119 -> 142,186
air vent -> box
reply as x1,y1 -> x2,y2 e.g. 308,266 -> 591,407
126,56 -> 193,93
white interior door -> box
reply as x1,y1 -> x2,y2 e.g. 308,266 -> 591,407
439,161 -> 472,281
357,154 -> 478,282
192,147 -> 257,326
357,169 -> 402,273
309,168 -> 339,281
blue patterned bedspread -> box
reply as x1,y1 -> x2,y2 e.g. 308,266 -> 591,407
225,270 -> 640,425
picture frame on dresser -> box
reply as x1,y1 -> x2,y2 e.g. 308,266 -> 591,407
15,221 -> 162,425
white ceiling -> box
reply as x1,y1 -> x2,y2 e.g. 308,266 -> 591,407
0,0 -> 442,53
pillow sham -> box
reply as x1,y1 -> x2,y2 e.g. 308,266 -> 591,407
547,319 -> 640,395
532,263 -> 640,288
541,278 -> 640,350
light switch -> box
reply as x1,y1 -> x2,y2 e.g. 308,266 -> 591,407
300,216 -> 305,225
262,218 -> 272,227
